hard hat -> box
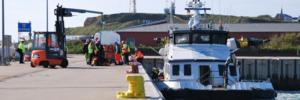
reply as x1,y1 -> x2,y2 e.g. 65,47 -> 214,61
20,38 -> 25,42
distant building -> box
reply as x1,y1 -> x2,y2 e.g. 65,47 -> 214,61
117,23 -> 300,47
275,8 -> 295,22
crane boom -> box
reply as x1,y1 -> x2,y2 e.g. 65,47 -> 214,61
63,8 -> 103,14
54,5 -> 103,58
55,5 -> 103,17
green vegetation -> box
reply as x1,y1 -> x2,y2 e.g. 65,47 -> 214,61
67,41 -> 84,54
261,33 -> 300,50
66,13 -> 281,35
66,13 -> 169,35
67,25 -> 102,35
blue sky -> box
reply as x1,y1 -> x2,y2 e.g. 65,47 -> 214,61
0,0 -> 299,41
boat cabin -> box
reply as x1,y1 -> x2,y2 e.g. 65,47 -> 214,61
163,29 -> 240,88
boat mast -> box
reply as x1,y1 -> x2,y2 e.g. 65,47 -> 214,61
185,0 -> 210,30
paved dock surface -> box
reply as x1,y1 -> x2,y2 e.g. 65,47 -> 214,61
0,55 -> 162,100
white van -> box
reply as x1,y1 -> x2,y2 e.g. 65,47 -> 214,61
93,31 -> 120,45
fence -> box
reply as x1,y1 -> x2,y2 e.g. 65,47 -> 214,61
143,56 -> 300,90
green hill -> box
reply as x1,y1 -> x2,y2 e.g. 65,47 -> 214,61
66,13 -> 281,35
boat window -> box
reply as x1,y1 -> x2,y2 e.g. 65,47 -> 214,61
174,33 -> 189,44
211,34 -> 227,44
200,65 -> 210,85
193,34 -> 210,43
218,65 -> 226,76
229,65 -> 237,76
184,64 -> 191,76
172,65 -> 180,76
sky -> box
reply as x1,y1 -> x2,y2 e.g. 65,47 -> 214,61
0,0 -> 299,42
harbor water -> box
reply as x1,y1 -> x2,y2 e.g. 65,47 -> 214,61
276,91 -> 300,100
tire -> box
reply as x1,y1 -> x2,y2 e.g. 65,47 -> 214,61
41,61 -> 49,68
30,62 -> 36,68
60,59 -> 68,68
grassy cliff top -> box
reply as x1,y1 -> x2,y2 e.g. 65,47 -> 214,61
66,13 -> 281,35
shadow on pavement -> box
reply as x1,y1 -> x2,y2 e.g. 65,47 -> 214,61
65,67 -> 107,70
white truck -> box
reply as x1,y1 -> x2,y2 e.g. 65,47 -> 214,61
94,31 -> 120,45
93,31 -> 121,65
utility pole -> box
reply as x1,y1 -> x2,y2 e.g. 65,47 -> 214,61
133,0 -> 136,13
1,0 -> 5,65
169,0 -> 175,24
46,0 -> 48,33
129,0 -> 136,13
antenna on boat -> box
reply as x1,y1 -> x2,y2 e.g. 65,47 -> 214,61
167,0 -> 176,30
185,0 -> 211,30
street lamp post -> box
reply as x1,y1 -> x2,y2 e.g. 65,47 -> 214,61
1,0 -> 5,65
46,0 -> 48,33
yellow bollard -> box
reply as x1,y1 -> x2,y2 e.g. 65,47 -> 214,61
116,74 -> 145,99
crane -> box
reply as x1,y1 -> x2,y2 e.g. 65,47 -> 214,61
30,5 -> 103,68
55,5 -> 103,58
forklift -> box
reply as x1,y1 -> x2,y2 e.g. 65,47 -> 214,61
31,5 -> 103,68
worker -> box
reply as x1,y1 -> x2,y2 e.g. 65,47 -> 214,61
114,42 -> 122,65
17,39 -> 26,64
121,41 -> 130,65
82,39 -> 90,65
87,40 -> 95,65
134,48 -> 144,64
95,39 -> 104,66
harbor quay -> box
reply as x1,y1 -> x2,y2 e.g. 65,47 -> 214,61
0,55 -> 300,99
0,54 -> 163,100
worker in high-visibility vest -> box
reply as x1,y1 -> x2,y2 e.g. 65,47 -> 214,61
134,48 -> 144,64
87,40 -> 95,65
239,36 -> 248,48
18,39 -> 26,64
114,42 -> 122,65
121,41 -> 130,65
94,39 -> 104,66
82,39 -> 90,65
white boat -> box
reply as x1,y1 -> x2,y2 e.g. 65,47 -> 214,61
155,0 -> 277,99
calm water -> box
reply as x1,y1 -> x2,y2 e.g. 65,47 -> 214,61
276,91 -> 300,100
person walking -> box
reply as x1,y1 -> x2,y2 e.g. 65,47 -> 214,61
134,48 -> 144,64
82,39 -> 90,65
17,39 -> 26,64
121,41 -> 130,65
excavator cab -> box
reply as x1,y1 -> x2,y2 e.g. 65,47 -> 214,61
31,32 -> 68,68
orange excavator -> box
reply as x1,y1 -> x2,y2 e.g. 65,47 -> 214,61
31,5 -> 103,68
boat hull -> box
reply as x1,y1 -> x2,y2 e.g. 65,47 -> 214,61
161,88 -> 277,100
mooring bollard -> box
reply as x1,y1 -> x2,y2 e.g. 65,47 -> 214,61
116,74 -> 145,99
127,62 -> 140,73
